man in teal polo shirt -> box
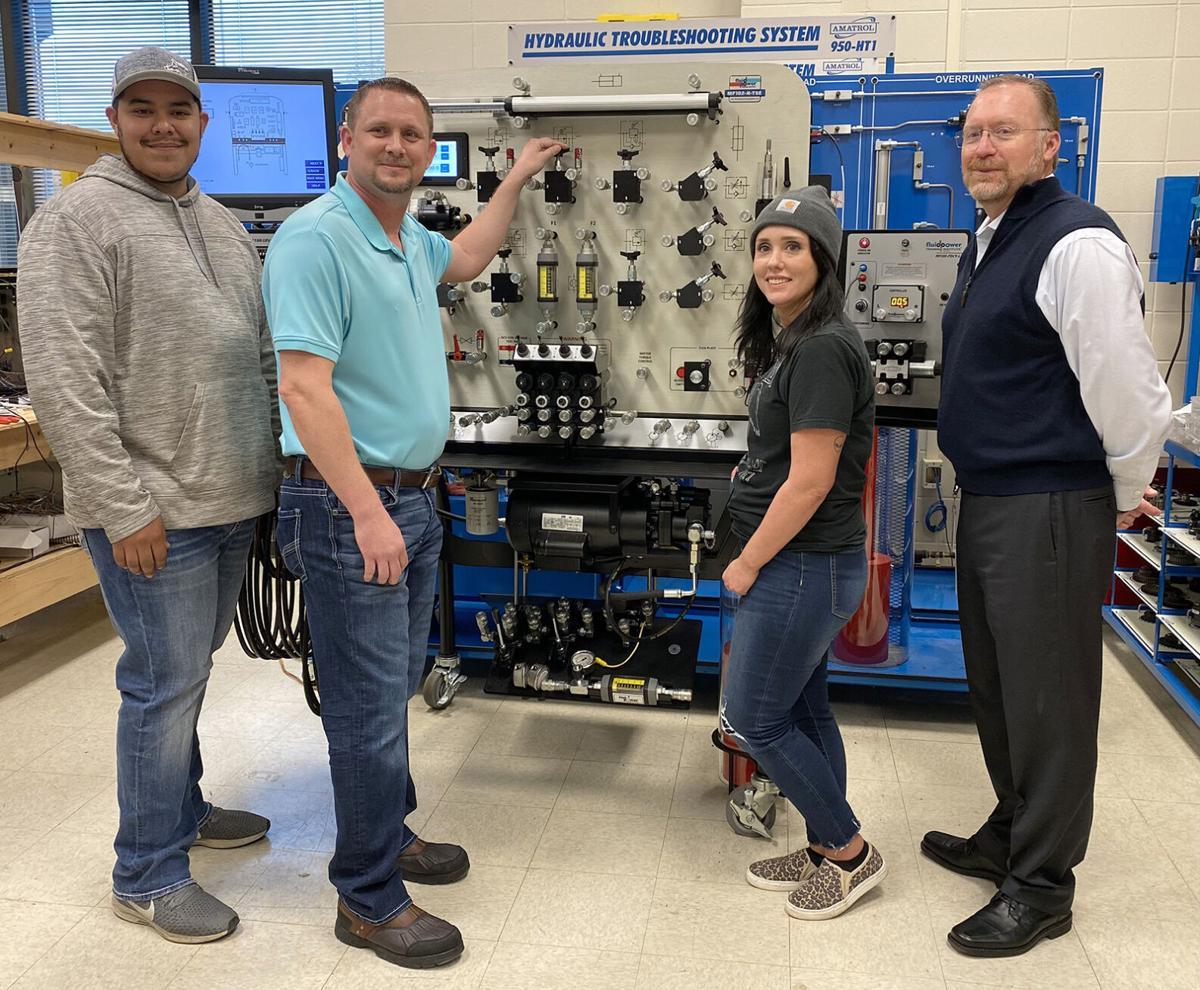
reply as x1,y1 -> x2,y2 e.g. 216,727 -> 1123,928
262,76 -> 561,969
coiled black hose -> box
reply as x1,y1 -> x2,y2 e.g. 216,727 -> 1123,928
233,509 -> 320,714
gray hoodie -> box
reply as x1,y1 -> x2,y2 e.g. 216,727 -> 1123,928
16,155 -> 279,542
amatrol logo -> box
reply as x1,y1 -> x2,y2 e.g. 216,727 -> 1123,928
830,17 -> 878,38
823,59 -> 865,73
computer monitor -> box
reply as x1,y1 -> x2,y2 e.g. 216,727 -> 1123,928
192,65 -> 339,211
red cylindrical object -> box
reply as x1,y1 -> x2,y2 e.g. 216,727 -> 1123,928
717,639 -> 757,788
834,429 -> 893,664
834,552 -> 893,663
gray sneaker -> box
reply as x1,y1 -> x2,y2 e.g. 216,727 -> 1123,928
193,806 -> 270,849
111,883 -> 239,943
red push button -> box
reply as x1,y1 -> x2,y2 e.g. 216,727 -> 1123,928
676,366 -> 685,378
859,237 -> 871,249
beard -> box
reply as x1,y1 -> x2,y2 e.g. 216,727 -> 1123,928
963,137 -> 1047,206
370,161 -> 417,195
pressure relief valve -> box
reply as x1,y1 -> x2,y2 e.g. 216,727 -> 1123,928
663,206 -> 727,256
610,148 -> 650,214
662,151 -> 727,201
660,261 -> 726,309
599,250 -> 645,322
543,148 -> 575,212
471,248 -> 524,317
475,145 -> 503,203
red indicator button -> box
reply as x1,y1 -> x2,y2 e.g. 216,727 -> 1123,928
859,237 -> 871,249
676,366 -> 685,379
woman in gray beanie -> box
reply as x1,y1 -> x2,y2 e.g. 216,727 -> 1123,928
720,188 -> 885,920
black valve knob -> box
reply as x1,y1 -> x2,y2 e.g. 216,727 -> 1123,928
711,152 -> 728,172
620,250 -> 642,261
712,207 -> 727,226
479,145 -> 500,156
618,148 -> 639,160
711,262 -> 727,280
497,248 -> 512,259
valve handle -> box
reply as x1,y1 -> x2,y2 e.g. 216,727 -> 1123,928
712,152 -> 728,172
711,262 -> 727,280
712,207 -> 727,226
618,148 -> 640,160
620,250 -> 642,261
479,145 -> 500,156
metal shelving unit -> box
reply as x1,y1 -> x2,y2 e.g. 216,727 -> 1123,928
1104,440 -> 1200,727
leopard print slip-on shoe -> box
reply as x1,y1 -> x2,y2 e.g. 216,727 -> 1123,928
746,848 -> 822,891
785,842 -> 887,920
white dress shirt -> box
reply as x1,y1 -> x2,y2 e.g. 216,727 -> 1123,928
974,201 -> 1172,512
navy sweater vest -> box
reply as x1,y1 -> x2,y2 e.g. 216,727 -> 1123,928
938,177 -> 1128,497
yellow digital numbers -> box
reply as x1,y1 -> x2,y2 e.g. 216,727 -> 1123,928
890,296 -> 909,308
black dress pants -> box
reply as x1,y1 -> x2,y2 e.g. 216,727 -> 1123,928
955,485 -> 1116,915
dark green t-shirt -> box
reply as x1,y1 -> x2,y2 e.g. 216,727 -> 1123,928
728,317 -> 875,553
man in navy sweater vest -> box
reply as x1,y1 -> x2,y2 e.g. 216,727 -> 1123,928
921,76 -> 1172,957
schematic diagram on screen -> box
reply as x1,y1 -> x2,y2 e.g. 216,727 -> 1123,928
227,96 -> 287,176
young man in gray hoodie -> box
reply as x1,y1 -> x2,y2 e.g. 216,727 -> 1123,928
15,48 -> 278,944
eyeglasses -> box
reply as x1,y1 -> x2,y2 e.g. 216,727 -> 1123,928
955,126 -> 1052,148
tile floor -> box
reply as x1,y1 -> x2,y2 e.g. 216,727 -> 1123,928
1,588 -> 1198,989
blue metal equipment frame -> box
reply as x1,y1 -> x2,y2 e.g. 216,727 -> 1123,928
1101,174 -> 1200,728
429,68 -> 1109,695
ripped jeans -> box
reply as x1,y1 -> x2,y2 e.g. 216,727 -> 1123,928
720,547 -> 867,849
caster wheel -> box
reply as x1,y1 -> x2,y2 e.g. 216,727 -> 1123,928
422,670 -> 455,710
726,799 -> 777,838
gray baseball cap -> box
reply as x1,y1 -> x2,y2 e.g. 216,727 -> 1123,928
112,47 -> 201,102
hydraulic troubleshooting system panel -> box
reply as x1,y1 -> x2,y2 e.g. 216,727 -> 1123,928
408,63 -> 813,458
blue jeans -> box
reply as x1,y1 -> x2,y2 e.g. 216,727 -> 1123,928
720,547 -> 868,849
83,520 -> 255,901
276,472 -> 442,924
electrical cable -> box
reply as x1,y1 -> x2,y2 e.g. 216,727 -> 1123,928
592,622 -> 647,669
809,130 -> 847,221
0,400 -> 59,501
232,509 -> 320,715
1164,172 -> 1200,385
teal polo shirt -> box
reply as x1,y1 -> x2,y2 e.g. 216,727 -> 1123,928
262,173 -> 453,469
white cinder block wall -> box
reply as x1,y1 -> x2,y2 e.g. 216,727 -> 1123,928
386,0 -> 1200,401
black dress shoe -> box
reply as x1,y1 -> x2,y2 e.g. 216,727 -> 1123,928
948,892 -> 1072,957
920,831 -> 1005,886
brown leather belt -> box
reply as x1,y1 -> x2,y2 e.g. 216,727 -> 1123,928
285,457 -> 440,490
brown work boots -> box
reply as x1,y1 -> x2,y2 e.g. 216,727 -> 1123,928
334,900 -> 464,969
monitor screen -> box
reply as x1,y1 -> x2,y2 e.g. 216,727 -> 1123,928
425,139 -> 460,181
421,133 -> 469,188
192,72 -> 336,204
